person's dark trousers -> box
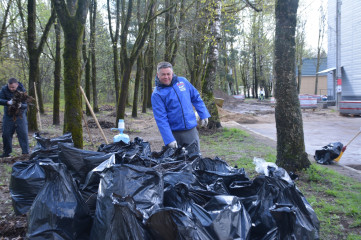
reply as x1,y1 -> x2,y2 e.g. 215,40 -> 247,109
2,110 -> 29,156
172,127 -> 200,153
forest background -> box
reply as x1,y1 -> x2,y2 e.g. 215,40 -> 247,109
0,0 -> 326,170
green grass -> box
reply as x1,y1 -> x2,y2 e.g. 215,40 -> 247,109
201,127 -> 276,173
200,127 -> 361,240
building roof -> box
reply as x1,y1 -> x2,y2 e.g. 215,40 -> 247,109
296,58 -> 328,76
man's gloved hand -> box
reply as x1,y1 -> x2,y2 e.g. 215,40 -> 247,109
168,140 -> 178,148
17,103 -> 21,108
7,99 -> 13,105
200,118 -> 209,128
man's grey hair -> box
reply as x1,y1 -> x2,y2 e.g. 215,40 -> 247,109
157,62 -> 173,73
8,78 -> 18,84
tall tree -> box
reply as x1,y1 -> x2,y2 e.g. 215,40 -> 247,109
0,0 -> 13,54
82,28 -> 91,116
116,0 -> 157,122
89,0 -> 98,112
27,0 -> 56,131
295,18 -> 306,94
53,16 -> 61,125
314,3 -> 326,95
274,0 -> 310,171
132,0 -> 143,118
163,0 -> 184,65
201,0 -> 221,129
52,0 -> 89,148
185,0 -> 208,90
107,0 -> 121,103
142,19 -> 155,113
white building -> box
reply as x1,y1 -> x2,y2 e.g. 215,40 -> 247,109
327,0 -> 361,114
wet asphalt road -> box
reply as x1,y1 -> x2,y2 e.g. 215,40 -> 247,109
225,103 -> 361,167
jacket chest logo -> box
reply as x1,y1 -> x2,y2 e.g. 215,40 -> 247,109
177,82 -> 186,91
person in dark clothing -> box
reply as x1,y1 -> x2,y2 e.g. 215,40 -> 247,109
151,62 -> 211,153
0,78 -> 29,157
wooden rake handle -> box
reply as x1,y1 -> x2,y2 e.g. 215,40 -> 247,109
79,86 -> 109,144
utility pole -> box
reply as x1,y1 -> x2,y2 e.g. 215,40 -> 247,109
336,0 -> 342,110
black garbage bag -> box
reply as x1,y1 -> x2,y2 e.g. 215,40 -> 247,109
192,157 -> 234,172
146,208 -> 213,240
100,194 -> 152,240
314,142 -> 343,165
163,183 -> 212,224
118,153 -> 159,167
164,163 -> 221,203
33,132 -> 73,151
27,162 -> 92,240
91,164 -> 163,239
98,137 -> 152,157
265,204 -> 297,240
80,153 -> 116,214
238,176 -> 319,240
203,195 -> 252,240
192,157 -> 249,191
58,142 -> 106,185
149,141 -> 201,164
194,167 -> 249,192
9,158 -> 53,215
30,132 -> 74,162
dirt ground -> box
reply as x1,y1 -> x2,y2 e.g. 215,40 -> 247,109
1,93 -> 360,238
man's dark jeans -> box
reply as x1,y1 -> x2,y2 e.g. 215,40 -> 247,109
2,110 -> 29,156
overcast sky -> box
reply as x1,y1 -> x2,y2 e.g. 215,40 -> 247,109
298,0 -> 328,51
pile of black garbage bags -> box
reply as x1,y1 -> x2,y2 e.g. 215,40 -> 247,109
10,133 -> 320,240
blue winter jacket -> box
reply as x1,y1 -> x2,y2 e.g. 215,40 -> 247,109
151,74 -> 211,145
0,82 -> 28,117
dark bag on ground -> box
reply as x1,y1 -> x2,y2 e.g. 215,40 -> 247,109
9,159 -> 53,215
314,142 -> 343,164
30,133 -> 73,162
90,164 -> 163,240
27,162 -> 92,240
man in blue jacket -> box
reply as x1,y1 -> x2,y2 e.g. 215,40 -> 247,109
151,62 -> 211,153
0,78 -> 29,157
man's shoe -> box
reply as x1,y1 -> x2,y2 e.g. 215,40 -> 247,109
0,153 -> 10,158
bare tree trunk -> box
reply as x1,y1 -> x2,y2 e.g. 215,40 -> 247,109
188,1 -> 207,90
164,0 -> 184,65
202,0 -> 221,129
0,0 -> 13,54
142,21 -> 155,113
82,31 -> 91,116
53,17 -> 61,125
296,19 -> 306,94
116,0 -> 156,121
53,0 -> 89,148
27,0 -> 55,131
274,0 -> 310,171
107,0 -> 121,104
315,5 -> 326,95
132,53 -> 142,117
90,0 -> 98,112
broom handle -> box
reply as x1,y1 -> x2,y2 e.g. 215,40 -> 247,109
345,131 -> 361,147
34,82 -> 42,130
80,86 -> 109,144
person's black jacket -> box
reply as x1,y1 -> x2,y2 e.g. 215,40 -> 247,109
0,82 -> 28,117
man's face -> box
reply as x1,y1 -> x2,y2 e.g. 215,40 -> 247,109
8,83 -> 18,92
157,67 -> 173,86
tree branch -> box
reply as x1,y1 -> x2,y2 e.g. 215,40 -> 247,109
37,7 -> 56,56
243,0 -> 262,12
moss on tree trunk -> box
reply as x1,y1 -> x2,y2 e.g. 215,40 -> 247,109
62,23 -> 84,148
274,0 -> 310,172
